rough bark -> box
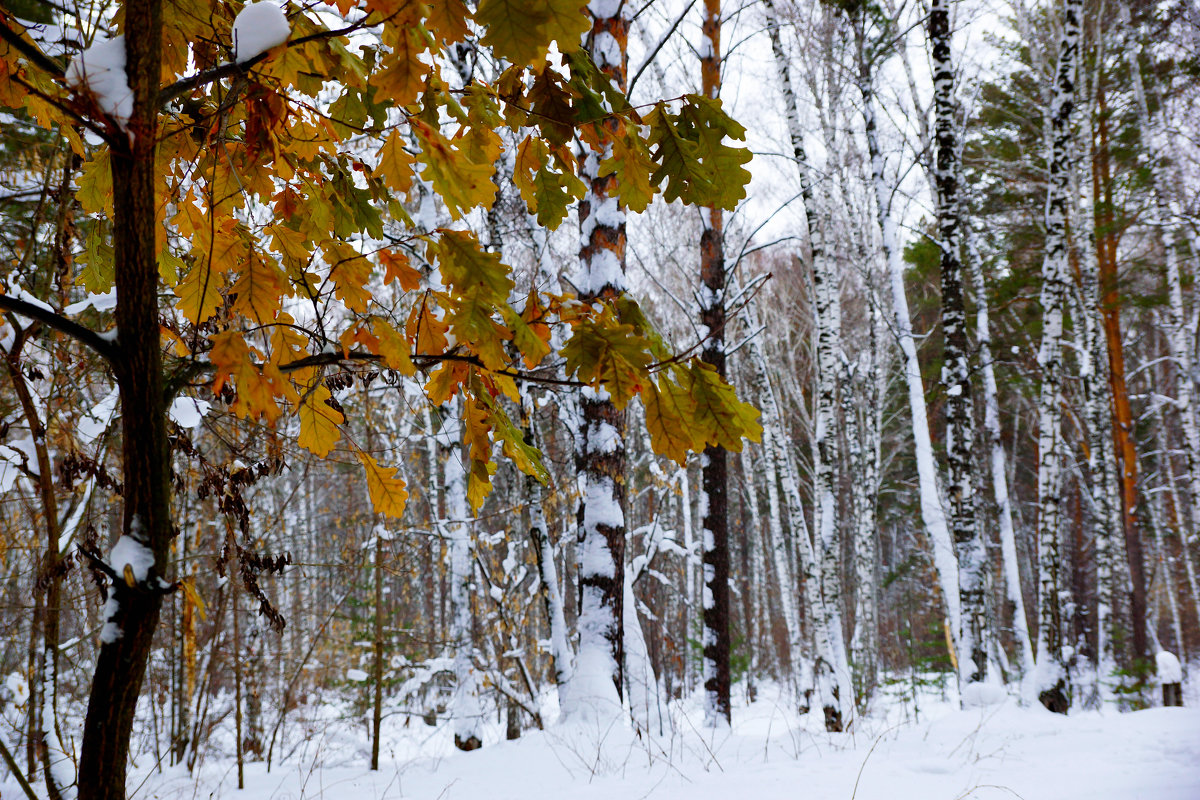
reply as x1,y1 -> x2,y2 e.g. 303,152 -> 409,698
566,0 -> 632,717
78,1 -> 173,796
928,0 -> 986,688
699,0 -> 731,728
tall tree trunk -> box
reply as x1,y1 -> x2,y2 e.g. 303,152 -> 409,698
78,1 -> 173,796
965,223 -> 1036,678
522,388 -> 573,695
4,342 -> 66,800
763,0 -> 849,731
1122,0 -> 1183,668
1071,64 -> 1122,696
1032,0 -> 1082,713
442,400 -> 482,751
1095,82 -> 1146,666
928,0 -> 987,689
699,0 -> 731,728
566,0 -> 631,718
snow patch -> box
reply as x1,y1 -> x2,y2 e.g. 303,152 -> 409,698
110,532 -> 155,583
65,290 -> 116,314
232,3 -> 290,62
1157,651 -> 1183,684
65,36 -> 133,127
169,396 -> 211,429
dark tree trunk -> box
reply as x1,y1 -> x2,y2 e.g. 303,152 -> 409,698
699,0 -> 731,727
77,1 -> 171,797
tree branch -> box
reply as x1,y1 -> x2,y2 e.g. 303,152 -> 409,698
0,296 -> 118,363
156,21 -> 376,107
0,14 -> 67,78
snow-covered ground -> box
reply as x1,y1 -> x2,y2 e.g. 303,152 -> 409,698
108,682 -> 1200,800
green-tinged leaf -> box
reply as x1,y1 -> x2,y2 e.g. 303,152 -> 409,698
561,315 -> 654,408
680,360 -> 762,450
77,148 -> 113,216
426,230 -> 513,304
412,119 -> 497,219
599,125 -> 657,213
76,222 -> 114,293
644,375 -> 698,463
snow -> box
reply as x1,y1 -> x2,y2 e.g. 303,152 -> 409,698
116,685 -> 1200,800
346,669 -> 369,682
231,2 -> 290,62
110,531 -> 155,582
99,593 -> 122,643
65,290 -> 117,314
1157,651 -> 1183,684
582,477 -> 623,547
168,396 -> 211,429
65,36 -> 133,127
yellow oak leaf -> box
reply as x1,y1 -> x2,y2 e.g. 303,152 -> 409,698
297,383 -> 344,457
230,253 -> 290,322
356,450 -> 409,519
209,332 -> 285,422
380,248 -> 421,290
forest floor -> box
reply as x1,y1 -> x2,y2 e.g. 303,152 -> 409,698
115,679 -> 1200,800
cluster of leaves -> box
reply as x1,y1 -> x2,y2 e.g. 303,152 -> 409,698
0,0 -> 760,519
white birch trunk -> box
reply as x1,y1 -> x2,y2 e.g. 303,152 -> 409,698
965,224 -> 1036,678
442,400 -> 483,748
1031,0 -> 1081,711
763,0 -> 850,730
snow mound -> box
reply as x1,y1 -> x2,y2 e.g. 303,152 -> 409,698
1157,651 -> 1183,684
346,669 -> 369,682
65,35 -> 133,126
232,3 -> 290,62
961,680 -> 1008,708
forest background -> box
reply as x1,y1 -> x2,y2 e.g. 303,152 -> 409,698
0,0 -> 1197,798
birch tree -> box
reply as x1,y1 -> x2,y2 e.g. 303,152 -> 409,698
699,0 -> 732,728
1032,0 -> 1082,713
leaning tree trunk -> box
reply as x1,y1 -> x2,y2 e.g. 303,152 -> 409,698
964,223 -> 1036,679
856,44 -> 962,661
763,0 -> 849,731
928,0 -> 987,689
698,0 -> 732,728
78,1 -> 174,797
1032,0 -> 1082,714
567,0 -> 631,717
